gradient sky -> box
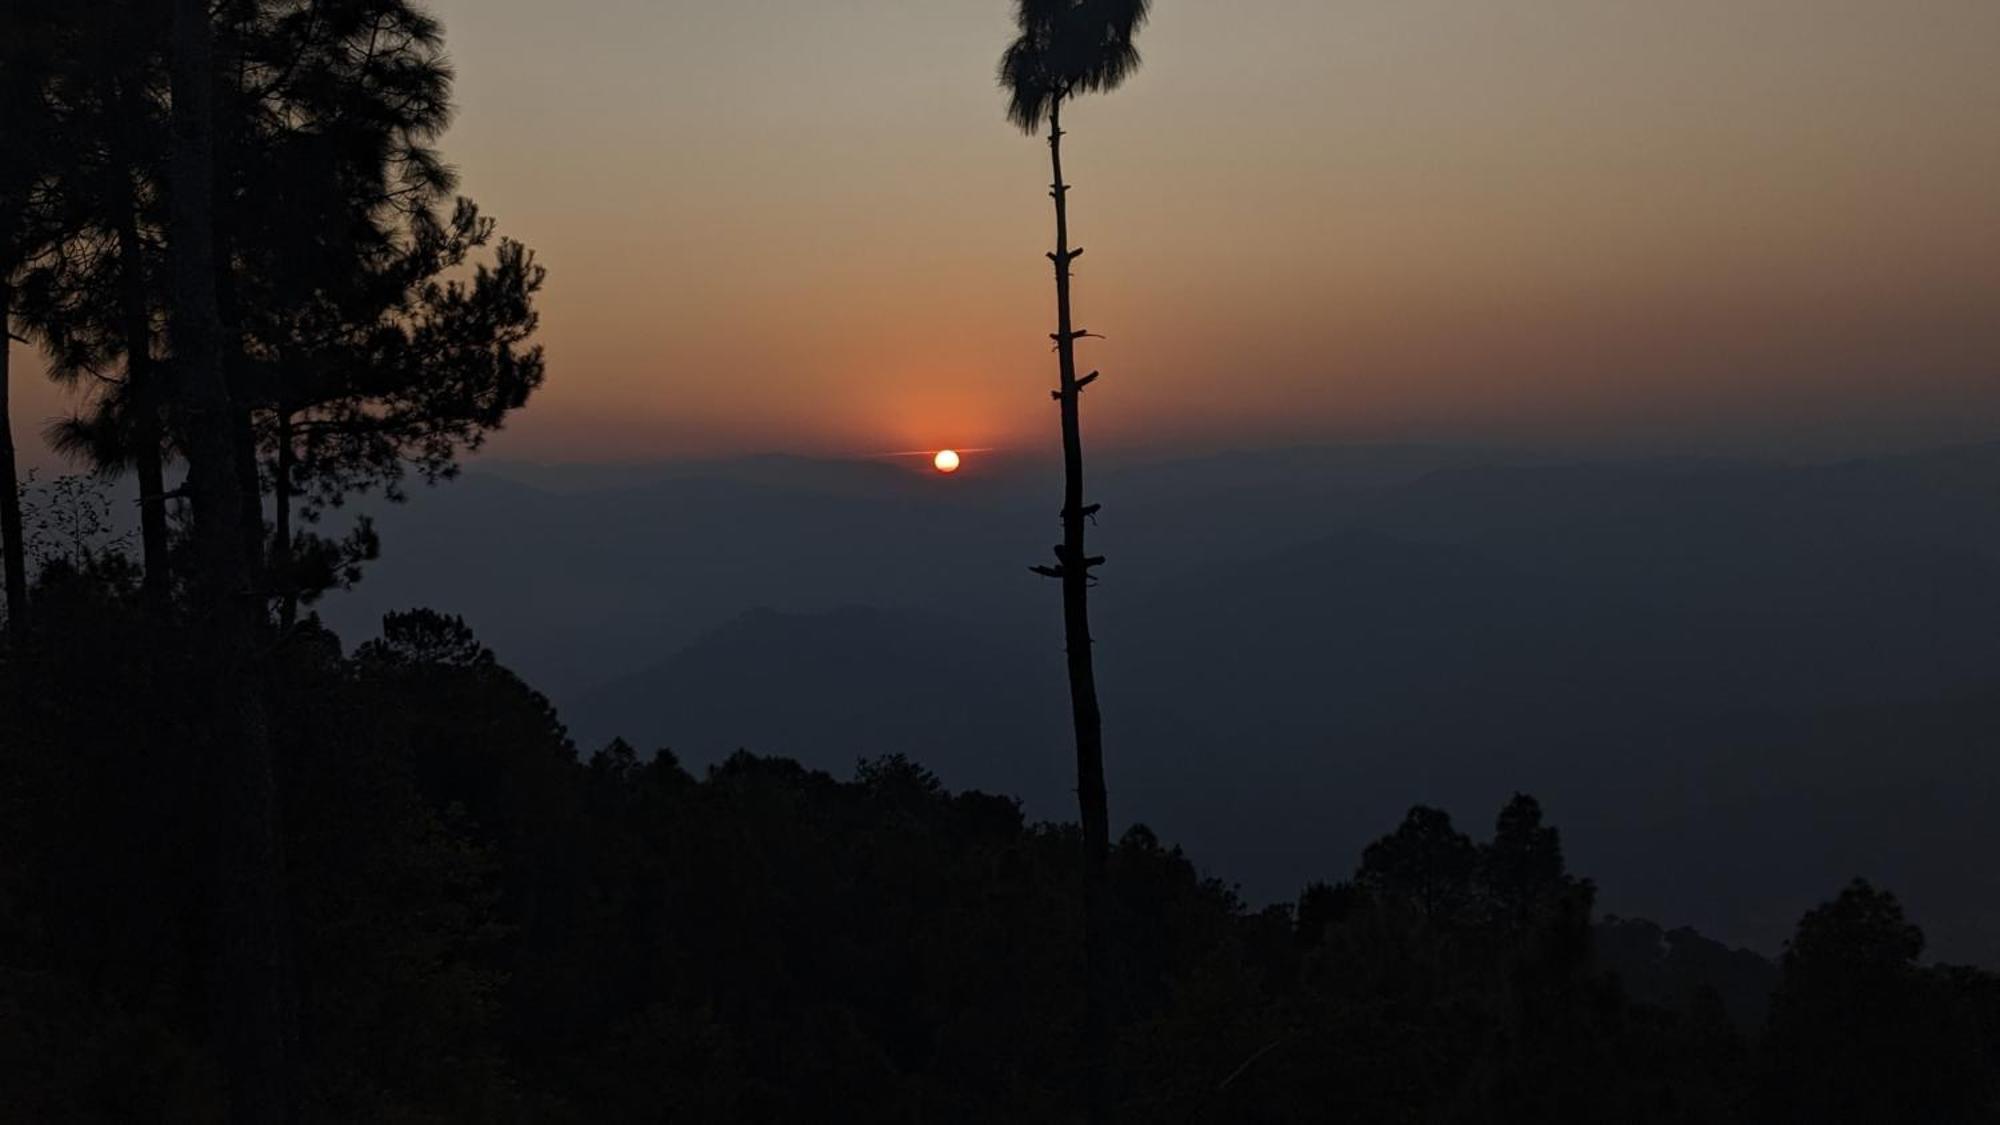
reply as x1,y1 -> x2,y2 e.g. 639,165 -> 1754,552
12,0 -> 2000,467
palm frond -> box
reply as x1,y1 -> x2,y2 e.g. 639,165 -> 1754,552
998,37 -> 1056,133
997,0 -> 1150,132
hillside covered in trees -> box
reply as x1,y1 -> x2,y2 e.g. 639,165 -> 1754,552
4,572 -> 1999,1120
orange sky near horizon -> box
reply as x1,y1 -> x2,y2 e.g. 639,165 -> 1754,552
10,0 -> 2000,469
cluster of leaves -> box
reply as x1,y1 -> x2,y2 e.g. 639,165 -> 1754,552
15,470 -> 135,573
999,0 -> 1152,131
3,581 -> 1998,1121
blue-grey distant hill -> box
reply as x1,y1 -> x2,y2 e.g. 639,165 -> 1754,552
317,441 -> 2000,963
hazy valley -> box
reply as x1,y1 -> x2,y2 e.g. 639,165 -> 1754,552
317,441 -> 2000,963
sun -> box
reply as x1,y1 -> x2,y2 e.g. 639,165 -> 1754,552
932,449 -> 962,474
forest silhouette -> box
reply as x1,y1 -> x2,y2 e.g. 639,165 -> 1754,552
5,1 -> 2000,1122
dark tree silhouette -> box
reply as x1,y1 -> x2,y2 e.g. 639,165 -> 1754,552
212,0 -> 536,627
1,273 -> 24,643
208,0 -> 452,624
258,201 -> 544,627
1357,805 -> 1476,920
1478,793 -> 1569,923
8,4 -> 178,610
0,1 -> 66,637
168,0 -> 293,1116
1760,878 -> 1994,1122
999,2 -> 1150,1118
15,5 -> 178,610
23,1 -> 539,628
110,52 -> 173,613
7,565 -> 2000,1121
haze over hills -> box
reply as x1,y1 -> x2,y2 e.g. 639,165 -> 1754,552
318,440 -> 2000,962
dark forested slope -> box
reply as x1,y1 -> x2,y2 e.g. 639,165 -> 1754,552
6,572 -> 1997,1121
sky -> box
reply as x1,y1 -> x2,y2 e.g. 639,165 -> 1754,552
12,0 -> 2000,468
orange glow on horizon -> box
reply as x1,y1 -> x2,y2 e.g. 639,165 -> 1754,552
14,1 -> 2000,475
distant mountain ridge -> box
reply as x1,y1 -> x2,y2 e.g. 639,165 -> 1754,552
568,604 -> 1071,805
319,439 -> 2000,961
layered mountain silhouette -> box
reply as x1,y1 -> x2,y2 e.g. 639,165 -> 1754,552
569,605 -> 1072,805
321,441 -> 2000,961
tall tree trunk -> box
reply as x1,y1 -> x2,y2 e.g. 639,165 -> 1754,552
272,409 -> 295,631
207,14 -> 268,587
233,402 -> 264,582
0,283 -> 25,641
1044,95 -> 1114,1125
112,129 -> 172,612
169,1 -> 293,1119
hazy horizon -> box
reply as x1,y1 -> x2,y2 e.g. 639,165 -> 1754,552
10,0 -> 2000,471
292,435 -> 2000,964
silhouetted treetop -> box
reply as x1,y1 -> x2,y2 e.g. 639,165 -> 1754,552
1356,804 -> 1477,918
1784,878 -> 1925,972
999,0 -> 1151,131
355,607 -> 495,668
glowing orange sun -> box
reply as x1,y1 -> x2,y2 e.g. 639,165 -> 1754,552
932,449 -> 962,474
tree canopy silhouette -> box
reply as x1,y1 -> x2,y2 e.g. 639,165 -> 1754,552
0,0 -> 79,638
14,0 -> 543,626
13,580 -> 1991,1120
0,1 -> 545,1114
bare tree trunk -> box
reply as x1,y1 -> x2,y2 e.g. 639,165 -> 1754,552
0,283 -> 25,641
112,125 -> 172,612
169,0 -> 293,1119
203,11 -> 267,589
273,409 -> 295,631
1044,95 -> 1115,1125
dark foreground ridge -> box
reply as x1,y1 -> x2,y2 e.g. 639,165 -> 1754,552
4,579 -> 1996,1122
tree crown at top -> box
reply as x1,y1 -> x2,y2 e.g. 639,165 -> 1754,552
998,0 -> 1151,133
